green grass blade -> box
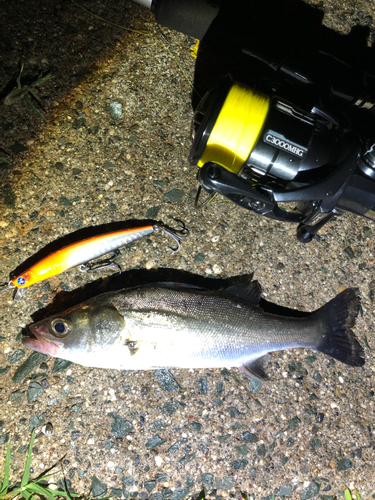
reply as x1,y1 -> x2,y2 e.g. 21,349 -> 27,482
3,86 -> 30,105
24,96 -> 47,122
345,488 -> 352,500
195,491 -> 205,500
21,431 -> 35,487
0,442 -> 11,494
28,482 -> 56,500
355,490 -> 361,500
33,72 -> 54,88
16,64 -> 23,89
21,490 -> 33,500
2,441 -> 11,494
35,470 -> 60,482
49,488 -> 80,497
28,88 -> 42,102
0,158 -> 11,164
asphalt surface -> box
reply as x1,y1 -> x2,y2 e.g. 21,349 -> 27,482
1,1 -> 375,499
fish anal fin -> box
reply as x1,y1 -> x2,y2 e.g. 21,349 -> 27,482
239,354 -> 271,381
225,274 -> 262,305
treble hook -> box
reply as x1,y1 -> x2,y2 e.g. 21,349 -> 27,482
0,281 -> 14,293
0,281 -> 21,304
153,220 -> 189,253
79,249 -> 122,275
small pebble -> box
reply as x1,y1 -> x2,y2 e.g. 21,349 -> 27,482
42,423 -> 53,435
316,413 -> 325,423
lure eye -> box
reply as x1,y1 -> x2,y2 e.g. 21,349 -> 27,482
49,318 -> 72,337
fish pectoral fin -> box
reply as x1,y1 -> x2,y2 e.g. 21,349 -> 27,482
240,354 -> 272,381
224,275 -> 262,305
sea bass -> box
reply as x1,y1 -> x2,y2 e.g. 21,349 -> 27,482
23,277 -> 364,380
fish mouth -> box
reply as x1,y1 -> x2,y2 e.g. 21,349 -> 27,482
22,324 -> 62,356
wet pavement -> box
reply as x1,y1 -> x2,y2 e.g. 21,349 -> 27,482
1,0 -> 375,499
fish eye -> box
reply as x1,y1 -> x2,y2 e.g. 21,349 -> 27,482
49,318 -> 72,337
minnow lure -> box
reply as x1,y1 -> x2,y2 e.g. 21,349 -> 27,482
0,222 -> 188,302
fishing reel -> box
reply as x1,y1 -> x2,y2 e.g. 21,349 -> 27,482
189,75 -> 375,242
134,0 -> 375,241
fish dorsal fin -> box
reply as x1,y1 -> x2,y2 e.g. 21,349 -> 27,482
239,354 -> 271,381
225,275 -> 262,304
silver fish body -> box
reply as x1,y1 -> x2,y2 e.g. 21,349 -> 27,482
23,277 -> 364,379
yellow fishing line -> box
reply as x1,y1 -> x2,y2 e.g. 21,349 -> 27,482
190,40 -> 199,59
71,0 -> 199,96
198,84 -> 270,174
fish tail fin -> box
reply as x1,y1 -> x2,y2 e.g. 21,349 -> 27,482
314,288 -> 364,367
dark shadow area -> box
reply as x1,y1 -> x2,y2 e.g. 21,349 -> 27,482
28,268 -> 311,323
0,0 -> 149,185
193,0 -> 375,134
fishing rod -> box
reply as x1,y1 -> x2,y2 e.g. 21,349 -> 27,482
133,0 -> 375,242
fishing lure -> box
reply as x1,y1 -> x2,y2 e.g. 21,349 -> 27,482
0,222 -> 188,302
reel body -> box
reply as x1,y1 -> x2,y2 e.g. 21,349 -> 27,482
189,76 -> 375,242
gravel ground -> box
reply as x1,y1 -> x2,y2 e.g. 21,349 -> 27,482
1,1 -> 375,499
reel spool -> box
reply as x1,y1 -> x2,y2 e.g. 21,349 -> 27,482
190,78 -> 337,186
190,80 -> 270,175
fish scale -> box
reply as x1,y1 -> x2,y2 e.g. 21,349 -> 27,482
113,287 -> 320,362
